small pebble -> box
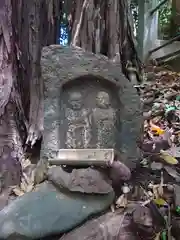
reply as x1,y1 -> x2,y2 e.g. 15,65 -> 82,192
150,162 -> 163,171
122,185 -> 130,194
166,184 -> 174,192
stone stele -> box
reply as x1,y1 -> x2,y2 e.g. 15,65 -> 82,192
40,45 -> 143,170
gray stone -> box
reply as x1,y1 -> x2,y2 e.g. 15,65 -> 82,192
0,182 -> 114,239
60,210 -> 135,240
48,166 -> 113,194
60,203 -> 155,240
41,45 -> 143,170
150,162 -> 163,170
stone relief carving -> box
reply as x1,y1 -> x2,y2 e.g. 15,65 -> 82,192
60,83 -> 118,150
41,46 -> 143,169
65,91 -> 92,148
93,91 -> 116,148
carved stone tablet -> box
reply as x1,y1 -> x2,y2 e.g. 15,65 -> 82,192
59,77 -> 120,150
41,46 -> 143,170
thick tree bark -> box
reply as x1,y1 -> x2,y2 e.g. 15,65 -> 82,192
69,0 -> 141,77
0,0 -> 139,191
0,0 -> 61,190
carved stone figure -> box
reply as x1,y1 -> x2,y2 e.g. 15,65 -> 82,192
65,91 -> 92,148
41,45 -> 143,170
93,91 -> 116,148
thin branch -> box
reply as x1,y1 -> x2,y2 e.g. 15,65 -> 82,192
71,0 -> 89,47
149,0 -> 168,15
149,34 -> 180,55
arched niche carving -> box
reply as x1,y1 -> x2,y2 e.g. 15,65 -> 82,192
59,74 -> 121,150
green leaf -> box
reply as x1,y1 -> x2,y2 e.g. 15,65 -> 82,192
160,150 -> 178,165
161,230 -> 167,240
154,198 -> 168,206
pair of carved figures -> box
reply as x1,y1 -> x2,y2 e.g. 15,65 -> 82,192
65,91 -> 116,149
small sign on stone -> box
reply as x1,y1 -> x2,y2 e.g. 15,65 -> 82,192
48,148 -> 115,166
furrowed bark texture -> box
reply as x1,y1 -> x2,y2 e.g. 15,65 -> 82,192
69,0 -> 141,75
0,0 -> 61,190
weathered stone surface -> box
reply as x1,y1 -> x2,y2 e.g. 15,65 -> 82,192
48,166 -> 113,194
60,209 -> 135,240
0,182 -> 114,239
60,203 -> 155,240
41,45 -> 143,169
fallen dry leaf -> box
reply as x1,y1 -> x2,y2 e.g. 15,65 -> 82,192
160,150 -> 178,165
154,232 -> 161,240
12,186 -> 24,196
153,198 -> 168,206
150,123 -> 165,135
116,194 -> 128,208
164,166 -> 180,182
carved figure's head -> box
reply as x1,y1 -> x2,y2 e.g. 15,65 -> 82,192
96,91 -> 110,108
68,91 -> 82,110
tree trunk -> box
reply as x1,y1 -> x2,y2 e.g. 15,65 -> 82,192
0,0 -> 139,191
0,0 -> 61,190
69,0 -> 141,77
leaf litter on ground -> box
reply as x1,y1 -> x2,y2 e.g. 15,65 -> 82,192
137,65 -> 180,239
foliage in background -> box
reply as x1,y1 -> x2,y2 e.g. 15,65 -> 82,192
60,13 -> 69,45
130,0 -> 173,40
59,0 -> 69,45
130,0 -> 138,36
158,1 -> 172,39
